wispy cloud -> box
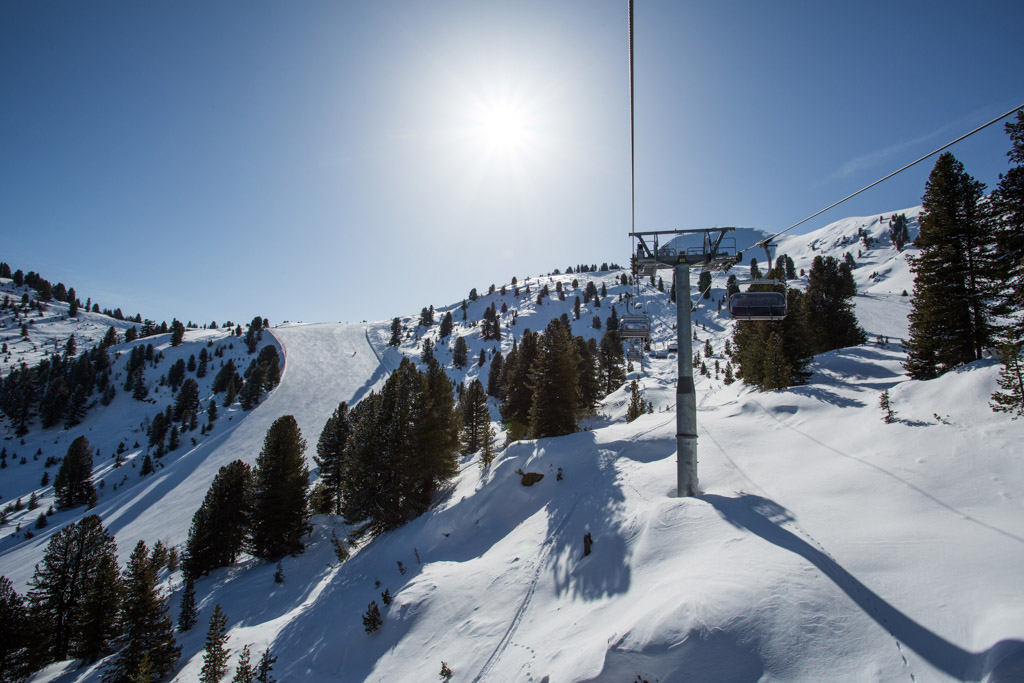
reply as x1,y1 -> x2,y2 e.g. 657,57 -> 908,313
817,110 -> 992,187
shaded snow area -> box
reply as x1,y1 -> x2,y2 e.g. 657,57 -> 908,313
4,204 -> 1024,682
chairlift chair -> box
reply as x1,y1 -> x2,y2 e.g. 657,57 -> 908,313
728,280 -> 787,321
626,343 -> 643,362
619,314 -> 651,339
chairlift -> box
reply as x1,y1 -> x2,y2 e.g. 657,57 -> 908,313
728,280 -> 787,321
619,314 -> 651,339
626,344 -> 643,362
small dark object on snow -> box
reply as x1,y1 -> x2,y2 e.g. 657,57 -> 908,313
520,471 -> 544,486
583,532 -> 593,557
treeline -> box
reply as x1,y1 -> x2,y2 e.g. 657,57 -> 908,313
0,330 -> 118,435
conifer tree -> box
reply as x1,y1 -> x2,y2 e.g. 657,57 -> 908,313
626,380 -> 645,423
990,343 -> 1024,417
760,332 -> 792,391
184,460 -> 253,578
487,351 -> 504,399
731,289 -> 813,390
804,255 -> 865,353
27,515 -> 120,667
314,402 -> 351,515
178,577 -> 198,632
698,270 -> 713,298
597,330 -> 626,395
452,336 -> 469,369
459,380 -> 491,454
529,319 -> 581,438
990,110 -> 1024,342
575,337 -> 601,414
389,317 -> 402,346
200,605 -> 230,683
905,152 -> 996,379
232,644 -> 254,683
255,648 -> 276,683
438,311 -> 453,339
54,436 -> 96,509
0,576 -> 29,682
499,331 -> 540,435
250,417 -> 310,559
103,541 -> 180,682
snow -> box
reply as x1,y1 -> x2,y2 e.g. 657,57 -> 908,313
4,204 -> 1024,681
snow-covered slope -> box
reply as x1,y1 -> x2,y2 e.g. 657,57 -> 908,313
5,205 -> 1024,682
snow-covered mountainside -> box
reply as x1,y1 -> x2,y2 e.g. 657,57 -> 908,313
3,204 -> 1023,682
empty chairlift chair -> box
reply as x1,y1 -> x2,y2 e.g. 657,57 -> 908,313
728,283 -> 787,321
619,314 -> 651,339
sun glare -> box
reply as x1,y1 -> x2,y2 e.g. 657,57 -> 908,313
462,90 -> 538,161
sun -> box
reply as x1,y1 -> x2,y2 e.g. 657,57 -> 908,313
464,91 -> 536,159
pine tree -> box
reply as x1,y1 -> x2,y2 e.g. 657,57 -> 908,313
460,380 -> 491,454
27,515 -> 120,667
698,270 -> 712,298
528,319 -> 581,438
597,330 -> 626,396
250,416 -> 310,559
879,390 -> 897,424
389,317 -> 402,346
232,644 -> 254,683
200,605 -> 230,683
54,435 -> 96,509
905,152 -> 995,379
103,541 -> 180,682
255,648 -> 277,683
314,402 -> 351,515
760,331 -> 793,391
184,461 -> 253,578
804,255 -> 866,353
438,311 -> 453,339
990,110 -> 1024,342
626,380 -> 645,423
363,601 -> 382,633
452,336 -> 469,369
731,290 -> 812,391
178,577 -> 198,632
0,576 -> 29,682
990,343 -> 1024,417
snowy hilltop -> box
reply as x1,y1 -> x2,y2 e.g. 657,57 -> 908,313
1,204 -> 1023,682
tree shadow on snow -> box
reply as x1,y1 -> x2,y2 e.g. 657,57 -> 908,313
704,493 -> 1024,682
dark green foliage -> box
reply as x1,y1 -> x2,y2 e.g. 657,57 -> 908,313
598,330 -> 626,395
906,152 -> 996,379
990,343 -> 1024,417
184,461 -> 254,578
315,402 -> 352,515
167,359 -> 186,391
698,270 -> 712,298
54,436 -> 96,509
250,416 -> 310,559
27,515 -> 120,667
212,359 -> 240,394
990,111 -> 1024,341
626,380 -> 645,423
200,605 -> 230,683
879,390 -> 897,423
232,644 -> 254,683
888,213 -> 910,251
170,320 -> 185,347
175,379 -> 201,422
499,332 -> 540,431
178,577 -> 198,633
804,255 -> 866,352
103,541 -> 180,682
487,351 -> 504,398
459,380 -> 490,454
732,289 -> 813,391
438,311 -> 453,339
0,576 -> 29,682
529,319 -> 581,439
451,336 -> 468,369
389,317 -> 402,346
256,648 -> 277,683
341,358 -> 459,533
363,601 -> 382,633
244,316 -> 264,354
575,337 -> 601,414
419,306 -> 434,327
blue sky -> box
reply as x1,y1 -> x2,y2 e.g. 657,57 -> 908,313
2,1 -> 1021,327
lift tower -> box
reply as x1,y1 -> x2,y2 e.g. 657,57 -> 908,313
631,229 -> 740,496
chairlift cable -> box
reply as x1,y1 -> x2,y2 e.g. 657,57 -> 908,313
628,0 -> 638,312
752,102 -> 1024,250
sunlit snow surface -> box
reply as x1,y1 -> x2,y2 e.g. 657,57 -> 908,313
4,205 -> 1024,682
